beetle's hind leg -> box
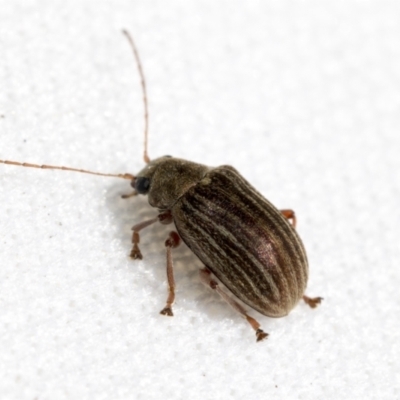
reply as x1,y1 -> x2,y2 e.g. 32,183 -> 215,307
199,268 -> 268,342
280,209 -> 297,228
303,295 -> 323,308
159,231 -> 181,316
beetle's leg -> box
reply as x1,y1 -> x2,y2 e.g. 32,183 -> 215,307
199,268 -> 268,342
280,209 -> 297,228
130,211 -> 173,259
121,191 -> 137,199
303,295 -> 323,308
160,231 -> 181,317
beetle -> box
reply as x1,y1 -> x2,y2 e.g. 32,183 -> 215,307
1,30 -> 322,341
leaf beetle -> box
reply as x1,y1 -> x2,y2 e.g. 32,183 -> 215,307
0,30 -> 322,341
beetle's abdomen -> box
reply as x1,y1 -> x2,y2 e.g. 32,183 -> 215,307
172,166 -> 308,317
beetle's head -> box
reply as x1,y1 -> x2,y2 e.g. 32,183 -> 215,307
131,156 -> 209,209
130,156 -> 172,197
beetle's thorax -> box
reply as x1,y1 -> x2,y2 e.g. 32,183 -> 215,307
136,156 -> 210,209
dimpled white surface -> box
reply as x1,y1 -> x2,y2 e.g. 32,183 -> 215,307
0,1 -> 399,399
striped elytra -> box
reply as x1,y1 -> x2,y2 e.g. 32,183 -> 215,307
173,165 -> 308,318
132,156 -> 321,340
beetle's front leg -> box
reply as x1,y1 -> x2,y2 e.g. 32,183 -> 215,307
130,210 -> 173,259
121,191 -> 137,199
159,231 -> 181,316
199,268 -> 268,342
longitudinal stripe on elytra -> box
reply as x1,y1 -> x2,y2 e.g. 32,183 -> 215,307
179,210 -> 278,310
214,166 -> 307,267
200,172 -> 299,271
178,189 -> 281,286
176,195 -> 291,315
203,168 -> 306,309
175,195 -> 277,296
176,194 -> 283,310
173,178 -> 307,316
212,167 -> 308,297
181,186 -> 286,301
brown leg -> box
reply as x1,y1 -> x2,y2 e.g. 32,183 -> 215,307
303,295 -> 323,308
199,268 -> 268,342
280,209 -> 297,228
160,231 -> 181,316
121,191 -> 137,199
130,211 -> 173,259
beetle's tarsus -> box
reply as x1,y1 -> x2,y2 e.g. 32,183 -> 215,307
130,246 -> 143,260
160,307 -> 173,316
303,295 -> 323,308
256,329 -> 268,342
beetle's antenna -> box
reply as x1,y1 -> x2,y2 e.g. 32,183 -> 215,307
122,29 -> 150,164
0,159 -> 134,180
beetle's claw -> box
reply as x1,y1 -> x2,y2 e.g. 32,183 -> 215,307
160,307 -> 173,316
256,329 -> 268,342
130,246 -> 143,260
303,296 -> 323,308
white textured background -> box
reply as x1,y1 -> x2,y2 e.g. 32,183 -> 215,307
0,1 -> 399,399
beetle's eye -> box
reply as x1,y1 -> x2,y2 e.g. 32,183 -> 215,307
164,155 -> 172,158
135,177 -> 151,194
